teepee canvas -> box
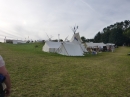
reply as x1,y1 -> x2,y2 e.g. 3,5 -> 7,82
57,42 -> 84,56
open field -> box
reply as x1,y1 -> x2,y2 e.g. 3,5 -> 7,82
0,43 -> 130,97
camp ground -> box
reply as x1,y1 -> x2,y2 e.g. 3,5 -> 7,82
43,41 -> 86,56
42,33 -> 88,56
42,32 -> 116,56
85,42 -> 116,53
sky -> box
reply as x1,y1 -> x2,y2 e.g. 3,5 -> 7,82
0,0 -> 130,42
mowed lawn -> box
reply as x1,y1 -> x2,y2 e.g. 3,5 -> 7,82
0,43 -> 130,97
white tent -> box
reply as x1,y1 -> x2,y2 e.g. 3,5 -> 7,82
57,42 -> 84,56
42,33 -> 87,56
106,43 -> 115,52
13,40 -> 18,44
95,43 -> 106,48
13,40 -> 26,44
70,32 -> 83,43
85,42 -> 98,48
86,42 -> 106,48
70,33 -> 88,52
42,41 -> 61,53
106,43 -> 115,46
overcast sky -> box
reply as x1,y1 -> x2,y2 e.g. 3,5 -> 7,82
0,0 -> 130,42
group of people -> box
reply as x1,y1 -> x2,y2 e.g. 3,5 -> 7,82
87,47 -> 100,55
86,45 -> 115,55
106,45 -> 115,52
0,55 -> 11,97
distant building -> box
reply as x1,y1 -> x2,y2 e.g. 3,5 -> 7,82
5,39 -> 26,44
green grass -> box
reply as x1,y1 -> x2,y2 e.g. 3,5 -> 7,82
0,43 -> 130,97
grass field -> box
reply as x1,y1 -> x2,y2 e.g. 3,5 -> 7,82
0,43 -> 130,97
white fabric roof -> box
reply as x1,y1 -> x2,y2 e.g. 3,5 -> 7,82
42,41 -> 61,53
106,43 -> 115,46
86,42 -> 98,47
86,42 -> 106,48
45,41 -> 61,48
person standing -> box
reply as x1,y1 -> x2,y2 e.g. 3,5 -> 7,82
0,55 -> 11,97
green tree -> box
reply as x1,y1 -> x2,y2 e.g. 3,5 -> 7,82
94,32 -> 102,42
81,36 -> 86,43
93,20 -> 130,46
124,28 -> 130,38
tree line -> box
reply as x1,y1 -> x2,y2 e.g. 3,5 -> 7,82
81,20 -> 130,46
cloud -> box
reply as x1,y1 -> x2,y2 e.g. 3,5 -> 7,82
0,0 -> 130,42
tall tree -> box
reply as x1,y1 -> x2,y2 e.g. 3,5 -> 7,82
93,20 -> 130,46
94,32 -> 102,42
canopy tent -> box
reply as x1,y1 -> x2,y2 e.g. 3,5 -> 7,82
95,43 -> 106,48
42,41 -> 61,53
57,42 -> 84,56
106,43 -> 115,52
86,42 -> 106,48
85,42 -> 98,48
106,43 -> 115,46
